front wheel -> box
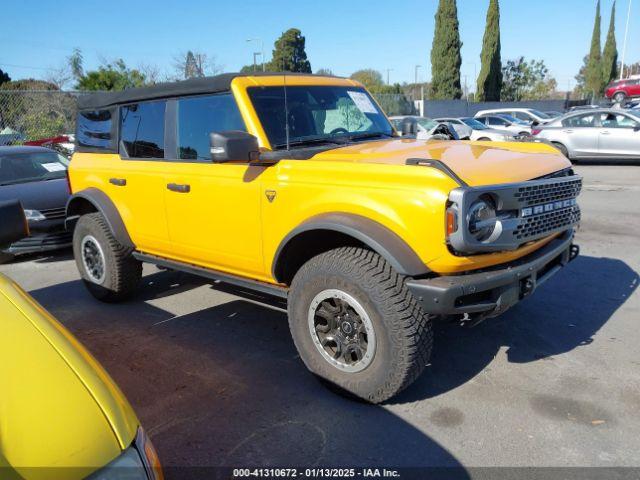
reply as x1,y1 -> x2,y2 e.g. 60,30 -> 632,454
73,212 -> 142,302
288,247 -> 433,403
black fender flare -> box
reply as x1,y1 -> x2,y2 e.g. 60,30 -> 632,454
65,188 -> 134,249
272,213 -> 430,281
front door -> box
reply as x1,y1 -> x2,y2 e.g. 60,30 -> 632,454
598,112 -> 640,158
162,93 -> 265,279
560,112 -> 600,157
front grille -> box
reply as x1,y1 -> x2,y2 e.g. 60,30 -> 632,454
41,207 -> 66,219
515,205 -> 581,240
514,178 -> 582,207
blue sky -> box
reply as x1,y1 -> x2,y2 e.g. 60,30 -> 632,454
2,0 -> 637,91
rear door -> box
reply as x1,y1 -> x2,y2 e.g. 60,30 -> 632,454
560,113 -> 600,157
598,112 -> 640,158
109,100 -> 172,255
161,93 -> 265,278
628,79 -> 640,97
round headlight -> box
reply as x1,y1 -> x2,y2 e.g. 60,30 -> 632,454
467,197 -> 497,241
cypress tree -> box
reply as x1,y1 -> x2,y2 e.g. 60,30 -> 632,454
430,0 -> 463,99
268,28 -> 311,73
602,1 -> 618,85
585,0 -> 604,98
476,0 -> 502,101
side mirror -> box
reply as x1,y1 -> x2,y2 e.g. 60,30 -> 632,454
0,200 -> 29,248
209,130 -> 260,163
401,118 -> 418,137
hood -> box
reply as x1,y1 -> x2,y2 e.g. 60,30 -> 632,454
310,139 -> 571,186
0,178 -> 69,210
0,274 -> 138,477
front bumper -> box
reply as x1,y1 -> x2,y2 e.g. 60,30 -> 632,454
407,230 -> 578,318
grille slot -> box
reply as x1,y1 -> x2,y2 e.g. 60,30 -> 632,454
40,207 -> 66,219
514,178 -> 582,207
515,206 -> 581,240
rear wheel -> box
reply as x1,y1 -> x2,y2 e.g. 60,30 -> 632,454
288,247 -> 433,403
73,212 -> 141,302
613,92 -> 626,103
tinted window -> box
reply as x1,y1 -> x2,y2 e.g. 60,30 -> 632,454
562,114 -> 597,128
177,94 -> 246,160
120,101 -> 166,158
0,151 -> 69,186
77,109 -> 112,148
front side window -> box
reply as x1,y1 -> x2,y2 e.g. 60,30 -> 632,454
120,101 -> 166,158
488,116 -> 507,126
77,109 -> 112,148
247,86 -> 393,149
600,113 -> 639,128
0,151 -> 69,186
176,94 -> 246,160
563,114 -> 597,128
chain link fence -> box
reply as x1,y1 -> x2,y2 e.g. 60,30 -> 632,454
0,90 -> 90,145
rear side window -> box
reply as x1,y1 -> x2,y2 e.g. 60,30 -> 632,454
120,101 -> 166,158
77,109 -> 113,148
176,94 -> 245,160
562,114 -> 597,128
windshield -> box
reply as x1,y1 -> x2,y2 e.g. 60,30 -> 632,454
498,114 -> 529,126
0,151 -> 69,186
461,118 -> 488,130
247,85 -> 393,149
416,118 -> 438,131
529,109 -> 551,119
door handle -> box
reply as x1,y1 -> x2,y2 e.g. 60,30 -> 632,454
601,131 -> 611,135
167,183 -> 191,193
563,129 -> 574,134
109,178 -> 126,186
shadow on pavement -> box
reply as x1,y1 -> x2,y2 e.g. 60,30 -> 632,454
26,254 -> 636,473
29,274 -> 468,475
394,255 -> 638,403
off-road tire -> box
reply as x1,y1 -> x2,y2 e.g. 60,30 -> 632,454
288,247 -> 433,403
73,212 -> 141,302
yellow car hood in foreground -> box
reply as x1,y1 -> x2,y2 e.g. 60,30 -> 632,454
0,274 -> 138,479
311,139 -> 572,186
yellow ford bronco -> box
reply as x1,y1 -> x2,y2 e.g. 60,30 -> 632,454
67,73 -> 581,402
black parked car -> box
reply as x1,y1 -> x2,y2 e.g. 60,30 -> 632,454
0,146 -> 71,262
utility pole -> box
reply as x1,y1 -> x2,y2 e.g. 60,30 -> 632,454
385,68 -> 393,85
414,65 -> 422,85
620,0 -> 632,80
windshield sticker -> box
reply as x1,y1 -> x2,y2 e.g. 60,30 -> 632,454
347,91 -> 378,114
41,162 -> 66,172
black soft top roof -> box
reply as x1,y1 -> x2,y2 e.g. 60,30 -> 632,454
77,72 -> 338,110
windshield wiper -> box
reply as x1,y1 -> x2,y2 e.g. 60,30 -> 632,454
346,132 -> 393,142
274,137 -> 345,149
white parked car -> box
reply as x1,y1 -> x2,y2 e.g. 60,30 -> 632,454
474,108 -> 553,125
434,117 -> 515,141
389,116 -> 466,140
474,114 -> 533,136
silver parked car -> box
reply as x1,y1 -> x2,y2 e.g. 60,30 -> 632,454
474,108 -> 552,125
474,114 -> 533,136
534,109 -> 640,161
435,117 -> 516,141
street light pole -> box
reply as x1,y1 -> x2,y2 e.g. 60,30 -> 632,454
414,64 -> 422,85
246,38 -> 265,72
620,0 -> 632,80
386,68 -> 393,85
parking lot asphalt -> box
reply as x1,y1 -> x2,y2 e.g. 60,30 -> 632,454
2,165 -> 639,475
